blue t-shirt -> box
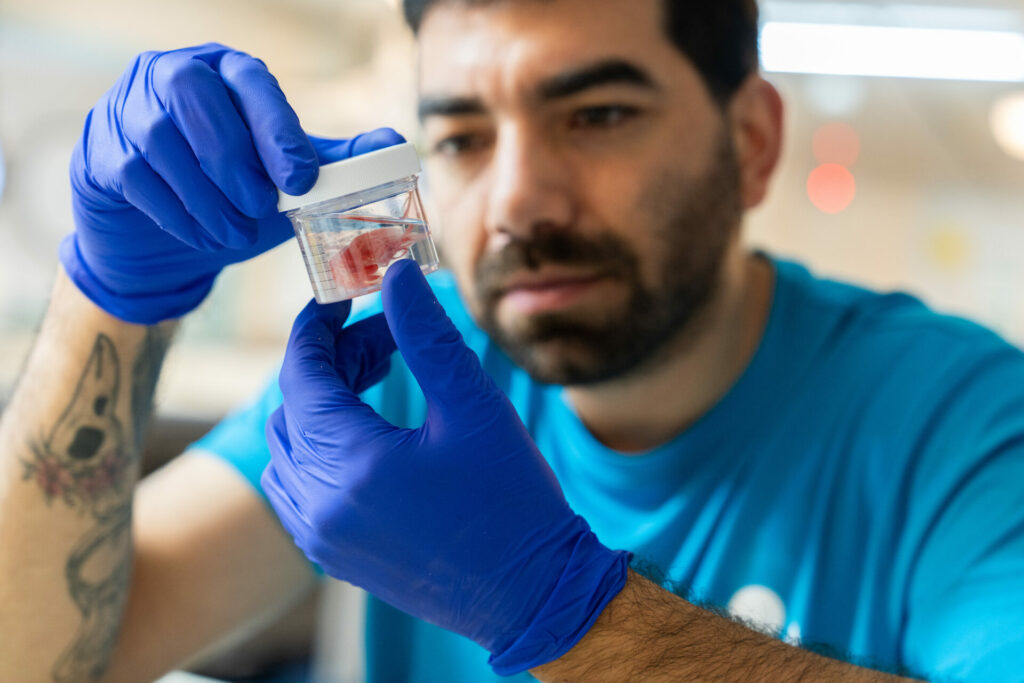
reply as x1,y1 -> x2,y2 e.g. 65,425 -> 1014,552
192,258 -> 1024,682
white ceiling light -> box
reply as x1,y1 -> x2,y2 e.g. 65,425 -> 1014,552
991,92 -> 1024,161
761,2 -> 1024,33
761,22 -> 1024,82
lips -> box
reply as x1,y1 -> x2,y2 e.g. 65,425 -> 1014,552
496,271 -> 611,315
502,272 -> 604,291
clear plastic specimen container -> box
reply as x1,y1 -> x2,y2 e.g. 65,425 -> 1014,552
278,142 -> 440,303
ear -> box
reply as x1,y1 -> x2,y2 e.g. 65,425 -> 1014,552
728,76 -> 784,210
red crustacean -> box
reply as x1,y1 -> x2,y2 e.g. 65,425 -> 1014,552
328,216 -> 421,292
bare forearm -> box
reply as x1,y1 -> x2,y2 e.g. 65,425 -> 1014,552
532,571 -> 922,682
0,269 -> 175,682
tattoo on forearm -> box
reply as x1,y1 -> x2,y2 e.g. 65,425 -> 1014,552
20,328 -> 170,682
52,502 -> 132,682
130,328 -> 170,450
23,335 -> 128,511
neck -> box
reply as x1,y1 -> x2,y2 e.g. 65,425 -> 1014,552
564,246 -> 775,453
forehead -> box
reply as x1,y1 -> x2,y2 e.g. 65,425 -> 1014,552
416,0 -> 694,101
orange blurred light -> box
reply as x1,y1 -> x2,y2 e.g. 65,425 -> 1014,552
807,163 -> 857,214
813,122 -> 861,167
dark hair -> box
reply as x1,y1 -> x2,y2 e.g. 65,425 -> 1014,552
402,0 -> 760,104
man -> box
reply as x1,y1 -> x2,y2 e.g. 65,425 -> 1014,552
1,0 -> 1021,681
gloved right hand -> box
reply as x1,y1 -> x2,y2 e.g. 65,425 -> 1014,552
263,261 -> 631,676
61,43 -> 404,325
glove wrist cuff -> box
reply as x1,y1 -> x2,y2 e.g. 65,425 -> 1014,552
59,234 -> 216,325
488,529 -> 631,676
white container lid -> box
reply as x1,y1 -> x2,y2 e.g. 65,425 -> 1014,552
277,141 -> 421,213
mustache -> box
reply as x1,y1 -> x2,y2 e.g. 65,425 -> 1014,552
475,230 -> 637,298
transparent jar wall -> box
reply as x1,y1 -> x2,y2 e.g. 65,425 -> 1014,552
289,178 -> 440,303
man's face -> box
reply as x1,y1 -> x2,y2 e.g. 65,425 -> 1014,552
418,0 -> 744,385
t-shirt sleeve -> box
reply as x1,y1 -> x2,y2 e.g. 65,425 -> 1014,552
900,342 -> 1024,681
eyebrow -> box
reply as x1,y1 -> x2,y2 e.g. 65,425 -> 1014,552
536,59 -> 659,101
417,59 -> 658,122
418,96 -> 486,122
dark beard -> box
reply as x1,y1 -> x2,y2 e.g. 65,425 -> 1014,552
473,128 -> 742,386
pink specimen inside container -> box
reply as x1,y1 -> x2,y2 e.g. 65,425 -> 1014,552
279,142 -> 440,303
326,218 -> 427,292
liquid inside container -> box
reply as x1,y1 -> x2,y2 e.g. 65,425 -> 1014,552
281,144 -> 441,303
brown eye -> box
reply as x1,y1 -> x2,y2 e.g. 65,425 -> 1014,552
569,105 -> 639,130
433,133 -> 487,157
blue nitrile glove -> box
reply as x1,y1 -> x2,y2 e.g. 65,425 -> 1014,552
61,42 -> 404,324
262,260 -> 631,676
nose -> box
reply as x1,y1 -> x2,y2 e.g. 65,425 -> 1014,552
484,124 -> 575,242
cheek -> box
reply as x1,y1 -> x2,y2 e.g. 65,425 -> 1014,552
573,159 -> 665,274
431,170 -> 490,293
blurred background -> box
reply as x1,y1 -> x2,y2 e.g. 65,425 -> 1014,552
3,0 -> 1024,416
2,0 -> 1024,679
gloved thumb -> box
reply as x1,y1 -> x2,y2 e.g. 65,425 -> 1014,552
332,313 -> 397,393
381,260 -> 496,416
309,128 -> 406,166
279,299 -> 353,403
279,300 -> 396,417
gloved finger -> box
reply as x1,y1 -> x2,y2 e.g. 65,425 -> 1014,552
265,404 -> 348,539
262,454 -> 331,571
309,128 -> 406,166
124,111 -> 259,249
116,153 -> 223,252
214,49 -> 319,196
333,313 -> 397,394
264,407 -> 304,489
279,300 -> 398,448
149,46 -> 280,219
266,404 -> 328,498
280,298 -> 353,397
381,259 -> 495,415
261,453 -> 313,537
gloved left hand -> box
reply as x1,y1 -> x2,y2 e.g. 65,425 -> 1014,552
262,260 -> 631,675
61,42 -> 404,324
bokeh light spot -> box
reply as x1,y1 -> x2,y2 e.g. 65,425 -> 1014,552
926,224 -> 972,272
991,91 -> 1024,162
807,164 -> 857,214
728,586 -> 786,635
813,122 -> 861,167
